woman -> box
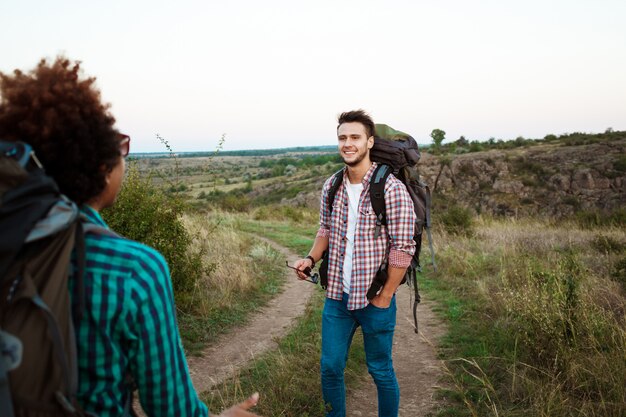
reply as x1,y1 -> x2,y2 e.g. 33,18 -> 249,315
0,57 -> 260,417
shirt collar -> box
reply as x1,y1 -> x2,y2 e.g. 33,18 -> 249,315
342,161 -> 378,187
80,204 -> 109,228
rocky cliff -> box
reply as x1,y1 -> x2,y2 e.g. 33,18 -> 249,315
418,138 -> 626,217
286,136 -> 626,218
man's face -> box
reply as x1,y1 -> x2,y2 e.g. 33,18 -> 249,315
337,122 -> 373,167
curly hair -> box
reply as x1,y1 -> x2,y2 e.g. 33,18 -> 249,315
0,57 -> 121,204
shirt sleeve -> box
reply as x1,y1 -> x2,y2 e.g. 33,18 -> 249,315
317,177 -> 332,238
129,248 -> 209,417
384,179 -> 416,268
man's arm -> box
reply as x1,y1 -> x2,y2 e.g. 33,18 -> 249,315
370,265 -> 407,308
293,234 -> 329,279
293,177 -> 332,279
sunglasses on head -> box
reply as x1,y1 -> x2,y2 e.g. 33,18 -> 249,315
117,134 -> 131,158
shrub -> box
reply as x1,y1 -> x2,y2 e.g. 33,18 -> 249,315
613,256 -> 626,287
102,166 -> 204,304
438,204 -> 475,236
613,155 -> 626,172
219,194 -> 250,212
592,234 -> 626,253
575,208 -> 626,228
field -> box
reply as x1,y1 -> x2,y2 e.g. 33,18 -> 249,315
104,132 -> 626,416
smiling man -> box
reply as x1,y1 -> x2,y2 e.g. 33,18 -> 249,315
293,110 -> 416,417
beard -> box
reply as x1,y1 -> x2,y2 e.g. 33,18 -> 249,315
341,148 -> 368,167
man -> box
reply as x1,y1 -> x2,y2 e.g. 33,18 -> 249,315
0,57 -> 261,417
293,110 -> 416,417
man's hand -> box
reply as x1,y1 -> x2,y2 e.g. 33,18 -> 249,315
215,392 -> 262,417
369,292 -> 393,309
292,258 -> 313,280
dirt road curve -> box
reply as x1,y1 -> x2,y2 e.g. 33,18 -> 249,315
137,236 -> 446,416
186,235 -> 317,394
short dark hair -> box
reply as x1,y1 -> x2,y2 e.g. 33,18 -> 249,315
337,109 -> 375,138
0,57 -> 121,204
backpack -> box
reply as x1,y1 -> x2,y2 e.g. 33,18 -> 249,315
319,124 -> 436,333
0,141 -> 135,417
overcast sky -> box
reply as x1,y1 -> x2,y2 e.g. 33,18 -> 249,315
1,0 -> 625,152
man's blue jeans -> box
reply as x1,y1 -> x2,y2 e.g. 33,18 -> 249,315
321,292 -> 399,417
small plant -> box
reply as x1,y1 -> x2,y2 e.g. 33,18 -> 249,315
575,208 -> 626,228
592,234 -> 626,253
438,204 -> 475,236
613,155 -> 626,172
612,256 -> 626,287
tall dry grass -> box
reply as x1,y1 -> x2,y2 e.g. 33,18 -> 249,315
176,212 -> 284,353
432,216 -> 626,416
180,212 -> 281,313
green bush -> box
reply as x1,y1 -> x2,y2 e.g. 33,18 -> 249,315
438,204 -> 475,236
102,166 -> 204,303
575,208 -> 626,228
613,256 -> 626,287
613,155 -> 626,172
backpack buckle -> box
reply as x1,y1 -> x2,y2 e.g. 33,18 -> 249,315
374,215 -> 383,240
0,330 -> 23,371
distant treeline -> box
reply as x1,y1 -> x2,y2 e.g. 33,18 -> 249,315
429,129 -> 625,155
258,153 -> 342,169
132,130 -> 625,159
133,145 -> 337,159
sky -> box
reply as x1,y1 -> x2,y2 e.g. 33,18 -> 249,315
1,0 -> 625,152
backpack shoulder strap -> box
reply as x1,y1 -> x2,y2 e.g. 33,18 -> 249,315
327,168 -> 344,214
369,164 -> 392,239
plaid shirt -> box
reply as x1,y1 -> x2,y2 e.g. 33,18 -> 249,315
70,206 -> 208,417
317,163 -> 416,310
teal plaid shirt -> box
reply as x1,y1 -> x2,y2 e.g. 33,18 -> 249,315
70,206 -> 208,417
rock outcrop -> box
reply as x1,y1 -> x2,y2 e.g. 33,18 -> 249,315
282,138 -> 626,218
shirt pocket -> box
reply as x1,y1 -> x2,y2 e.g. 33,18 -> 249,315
358,207 -> 386,238
330,201 -> 344,227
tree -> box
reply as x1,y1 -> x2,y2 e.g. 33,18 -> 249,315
430,129 -> 446,148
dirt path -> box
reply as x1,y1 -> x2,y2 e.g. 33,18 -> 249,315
134,235 -> 316,415
136,236 -> 447,416
186,235 -> 317,394
346,289 -> 447,416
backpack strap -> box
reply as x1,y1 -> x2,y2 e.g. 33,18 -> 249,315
326,168 -> 344,214
369,164 -> 392,240
421,181 -> 437,273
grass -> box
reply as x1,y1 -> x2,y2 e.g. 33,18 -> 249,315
236,216 -> 320,255
422,216 -> 626,417
175,203 -> 626,416
176,213 -> 287,355
203,291 -> 366,416
201,215 -> 369,416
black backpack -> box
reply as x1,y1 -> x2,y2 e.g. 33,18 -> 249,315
0,141 -> 134,417
319,124 -> 436,333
